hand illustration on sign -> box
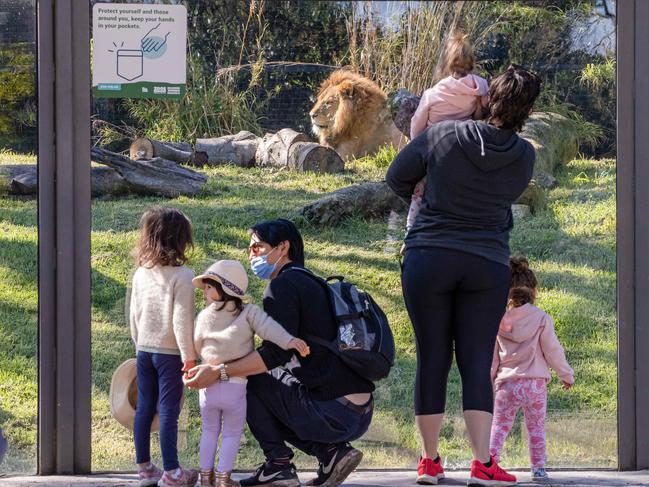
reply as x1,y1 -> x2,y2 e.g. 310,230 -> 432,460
140,23 -> 171,59
108,24 -> 171,81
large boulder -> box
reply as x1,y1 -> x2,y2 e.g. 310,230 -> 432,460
520,112 -> 579,176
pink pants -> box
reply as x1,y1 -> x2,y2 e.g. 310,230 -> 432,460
489,378 -> 547,469
199,381 -> 247,472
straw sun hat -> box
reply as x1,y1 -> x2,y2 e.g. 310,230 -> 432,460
109,358 -> 184,431
192,260 -> 250,300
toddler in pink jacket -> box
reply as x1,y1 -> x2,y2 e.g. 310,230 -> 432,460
406,31 -> 489,232
490,256 -> 574,482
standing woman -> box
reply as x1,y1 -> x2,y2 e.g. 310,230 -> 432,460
386,65 -> 540,487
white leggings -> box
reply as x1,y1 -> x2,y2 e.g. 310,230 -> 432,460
199,381 -> 247,472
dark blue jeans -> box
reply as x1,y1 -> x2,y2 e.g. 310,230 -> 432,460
134,351 -> 184,471
246,369 -> 373,462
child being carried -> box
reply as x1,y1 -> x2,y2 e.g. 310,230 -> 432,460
406,31 -> 490,235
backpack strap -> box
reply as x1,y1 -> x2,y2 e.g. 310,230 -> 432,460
285,267 -> 363,321
285,267 -> 343,356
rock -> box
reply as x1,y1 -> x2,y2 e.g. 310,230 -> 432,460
516,180 -> 545,212
387,88 -> 420,137
520,112 -> 579,175
535,171 -> 559,189
512,204 -> 531,219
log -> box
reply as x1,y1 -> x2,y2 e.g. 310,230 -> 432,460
130,137 -> 193,164
161,141 -> 192,152
288,142 -> 344,173
91,147 -> 207,197
0,164 -> 130,196
255,128 -> 310,168
301,181 -> 406,226
195,131 -> 260,167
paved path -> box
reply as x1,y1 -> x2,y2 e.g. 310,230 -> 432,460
1,470 -> 648,487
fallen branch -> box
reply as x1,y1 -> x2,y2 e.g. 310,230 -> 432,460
130,137 -> 194,164
0,164 -> 130,196
91,147 -> 206,197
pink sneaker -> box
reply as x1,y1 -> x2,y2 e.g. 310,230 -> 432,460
158,467 -> 199,487
138,463 -> 163,487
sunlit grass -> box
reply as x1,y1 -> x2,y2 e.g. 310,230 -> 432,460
0,156 -> 617,473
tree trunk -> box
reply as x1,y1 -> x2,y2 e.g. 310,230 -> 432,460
0,164 -> 130,196
91,147 -> 206,197
288,142 -> 344,173
301,181 -> 406,226
195,131 -> 261,167
130,137 -> 194,164
161,141 -> 192,153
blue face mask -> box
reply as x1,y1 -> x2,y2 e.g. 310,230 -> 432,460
250,247 -> 278,280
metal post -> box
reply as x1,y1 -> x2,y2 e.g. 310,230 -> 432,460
616,0 -> 636,472
632,0 -> 649,470
37,0 -> 91,474
617,0 -> 649,472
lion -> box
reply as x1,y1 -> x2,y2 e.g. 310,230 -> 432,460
309,70 -> 406,161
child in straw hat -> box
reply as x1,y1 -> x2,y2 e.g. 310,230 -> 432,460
190,260 -> 310,487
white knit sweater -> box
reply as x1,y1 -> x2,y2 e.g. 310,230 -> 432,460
194,302 -> 294,366
129,265 -> 197,362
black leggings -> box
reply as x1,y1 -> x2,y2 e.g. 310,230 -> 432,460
402,247 -> 510,415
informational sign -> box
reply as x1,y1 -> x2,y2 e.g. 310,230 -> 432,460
92,3 -> 187,99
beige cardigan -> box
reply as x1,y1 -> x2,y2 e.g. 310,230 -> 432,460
129,265 -> 197,362
194,302 -> 294,365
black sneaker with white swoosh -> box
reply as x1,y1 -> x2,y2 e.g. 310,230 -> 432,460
306,443 -> 363,487
239,461 -> 300,487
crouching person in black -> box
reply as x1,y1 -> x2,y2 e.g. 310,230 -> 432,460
184,219 -> 374,487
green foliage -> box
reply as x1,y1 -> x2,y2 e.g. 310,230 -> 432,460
353,144 -> 399,170
99,56 -> 263,144
186,1 -> 350,73
0,43 -> 36,151
580,58 -> 615,90
481,1 -> 615,155
535,93 -> 604,150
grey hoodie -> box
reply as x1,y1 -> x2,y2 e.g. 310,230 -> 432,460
386,119 -> 535,266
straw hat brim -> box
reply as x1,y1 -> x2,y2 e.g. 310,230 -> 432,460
109,358 -> 183,432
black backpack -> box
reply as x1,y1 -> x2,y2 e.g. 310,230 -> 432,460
288,267 -> 395,382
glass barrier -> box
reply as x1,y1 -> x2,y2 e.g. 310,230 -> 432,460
0,0 -> 37,475
88,0 -> 617,472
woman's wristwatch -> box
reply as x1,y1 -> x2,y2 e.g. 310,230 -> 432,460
217,363 -> 229,382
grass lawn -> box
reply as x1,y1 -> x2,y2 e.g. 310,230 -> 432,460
0,153 -> 616,474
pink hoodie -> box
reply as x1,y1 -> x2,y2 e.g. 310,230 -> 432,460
491,303 -> 574,388
409,74 -> 489,140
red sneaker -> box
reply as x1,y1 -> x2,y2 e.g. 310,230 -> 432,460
468,456 -> 517,486
417,456 -> 445,485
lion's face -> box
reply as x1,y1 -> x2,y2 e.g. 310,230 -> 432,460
309,85 -> 343,137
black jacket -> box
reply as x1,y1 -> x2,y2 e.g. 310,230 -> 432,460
386,119 -> 535,266
257,262 -> 375,400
